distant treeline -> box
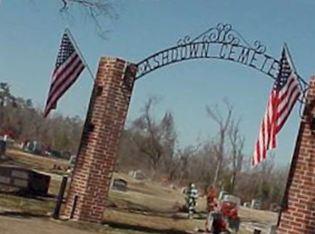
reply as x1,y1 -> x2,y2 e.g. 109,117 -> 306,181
1,83 -> 288,208
0,83 -> 83,156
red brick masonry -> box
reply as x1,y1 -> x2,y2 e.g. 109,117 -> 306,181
278,77 -> 315,233
62,57 -> 137,222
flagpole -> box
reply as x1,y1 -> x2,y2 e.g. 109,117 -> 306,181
284,43 -> 308,86
283,43 -> 297,72
65,28 -> 95,82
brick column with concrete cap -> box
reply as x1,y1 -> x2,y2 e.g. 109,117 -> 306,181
278,76 -> 315,233
62,57 -> 137,223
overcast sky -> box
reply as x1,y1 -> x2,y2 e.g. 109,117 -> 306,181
1,0 -> 315,167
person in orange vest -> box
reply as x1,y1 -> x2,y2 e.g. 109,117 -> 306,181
205,185 -> 225,233
206,185 -> 218,212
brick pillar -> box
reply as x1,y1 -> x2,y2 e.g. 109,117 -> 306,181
278,76 -> 315,233
62,57 -> 137,223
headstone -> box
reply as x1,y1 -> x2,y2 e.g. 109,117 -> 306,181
243,202 -> 251,208
112,178 -> 128,192
134,170 -> 145,180
128,170 -> 134,177
69,155 -> 77,165
25,141 -> 31,151
0,165 -> 50,195
222,194 -> 241,207
269,203 -> 280,212
0,140 -> 6,156
128,170 -> 145,180
31,141 -> 37,152
218,190 -> 228,200
251,199 -> 261,209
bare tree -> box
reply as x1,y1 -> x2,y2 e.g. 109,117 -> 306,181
131,97 -> 177,176
258,153 -> 275,199
228,119 -> 244,194
175,144 -> 200,183
61,0 -> 117,38
0,83 -> 16,107
206,99 -> 233,186
28,0 -> 117,38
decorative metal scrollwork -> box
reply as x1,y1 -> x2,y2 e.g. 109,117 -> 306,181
177,36 -> 192,46
177,23 -> 266,54
253,40 -> 266,54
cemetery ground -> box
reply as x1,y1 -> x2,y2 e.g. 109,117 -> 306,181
0,149 -> 278,234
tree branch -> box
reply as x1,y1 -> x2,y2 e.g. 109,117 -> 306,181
59,0 -> 116,39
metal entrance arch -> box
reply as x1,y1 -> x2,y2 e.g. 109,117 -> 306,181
135,23 -> 308,95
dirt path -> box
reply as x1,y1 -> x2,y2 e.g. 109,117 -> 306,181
0,215 -> 154,234
0,216 -> 96,234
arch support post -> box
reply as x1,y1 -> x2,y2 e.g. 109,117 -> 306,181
62,57 -> 137,223
278,76 -> 315,233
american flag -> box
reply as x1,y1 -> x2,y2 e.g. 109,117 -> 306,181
44,31 -> 85,117
252,48 -> 301,166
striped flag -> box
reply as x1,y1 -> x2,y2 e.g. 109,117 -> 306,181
252,47 -> 301,166
44,31 -> 85,117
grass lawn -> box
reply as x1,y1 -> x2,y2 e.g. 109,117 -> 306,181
0,193 -> 55,216
0,148 -> 277,233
